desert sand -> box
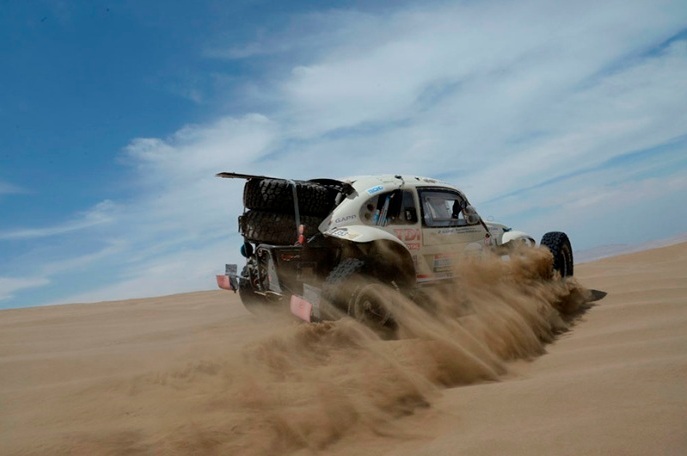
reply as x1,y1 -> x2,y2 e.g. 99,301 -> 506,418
1,243 -> 686,455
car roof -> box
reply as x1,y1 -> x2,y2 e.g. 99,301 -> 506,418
340,174 -> 460,192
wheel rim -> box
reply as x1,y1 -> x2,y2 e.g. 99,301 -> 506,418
349,283 -> 393,326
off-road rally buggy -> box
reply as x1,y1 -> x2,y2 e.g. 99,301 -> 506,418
216,173 -> 574,329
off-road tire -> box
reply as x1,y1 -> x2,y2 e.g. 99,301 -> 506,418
322,258 -> 366,311
239,210 -> 322,245
540,231 -> 574,277
238,266 -> 269,312
243,178 -> 336,217
322,258 -> 395,331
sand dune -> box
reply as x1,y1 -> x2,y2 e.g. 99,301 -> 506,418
1,243 -> 686,455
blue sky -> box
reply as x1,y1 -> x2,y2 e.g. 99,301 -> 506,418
1,0 -> 686,309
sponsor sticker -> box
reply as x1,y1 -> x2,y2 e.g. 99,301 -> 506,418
393,228 -> 421,242
334,214 -> 357,224
366,185 -> 384,195
433,253 -> 453,273
437,227 -> 481,235
328,227 -> 360,240
280,253 -> 301,262
330,228 -> 348,237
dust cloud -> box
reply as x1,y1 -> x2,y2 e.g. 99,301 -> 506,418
65,247 -> 590,455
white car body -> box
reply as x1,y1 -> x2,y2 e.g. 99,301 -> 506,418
314,174 -> 533,283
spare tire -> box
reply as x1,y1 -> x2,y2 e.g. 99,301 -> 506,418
243,178 -> 336,217
540,231 -> 574,277
239,210 -> 322,245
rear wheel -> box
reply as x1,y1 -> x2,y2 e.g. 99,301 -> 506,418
540,231 -> 574,277
323,258 -> 396,332
238,266 -> 278,314
347,282 -> 395,329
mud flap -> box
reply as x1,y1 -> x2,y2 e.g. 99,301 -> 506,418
290,284 -> 322,322
216,264 -> 239,292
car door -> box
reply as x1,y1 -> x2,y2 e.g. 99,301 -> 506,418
417,188 -> 486,280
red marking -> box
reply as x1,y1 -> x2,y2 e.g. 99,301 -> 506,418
216,275 -> 234,291
394,228 -> 421,242
297,224 -> 305,245
290,295 -> 312,322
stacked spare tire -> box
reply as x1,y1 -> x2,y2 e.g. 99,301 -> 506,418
239,178 -> 338,245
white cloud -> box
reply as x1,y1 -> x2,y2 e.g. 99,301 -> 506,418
4,0 -> 687,307
38,241 -> 128,276
30,115 -> 278,305
0,276 -> 50,301
51,242 -> 233,305
271,0 -> 685,139
488,30 -> 683,193
0,200 -> 118,240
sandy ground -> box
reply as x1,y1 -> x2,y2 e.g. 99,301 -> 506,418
1,243 -> 686,455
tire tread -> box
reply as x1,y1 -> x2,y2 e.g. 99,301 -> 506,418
243,178 -> 336,216
239,210 -> 322,245
540,231 -> 574,277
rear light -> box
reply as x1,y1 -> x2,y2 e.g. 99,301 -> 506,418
297,224 -> 305,245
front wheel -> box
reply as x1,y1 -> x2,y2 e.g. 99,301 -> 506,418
540,231 -> 574,277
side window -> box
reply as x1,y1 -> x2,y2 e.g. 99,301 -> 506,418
419,190 -> 475,227
360,190 -> 418,226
